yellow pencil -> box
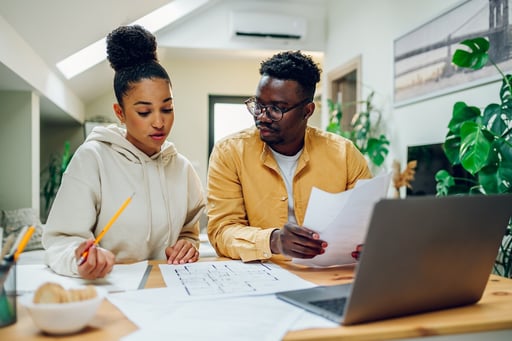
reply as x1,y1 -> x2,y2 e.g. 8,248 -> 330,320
77,193 -> 134,265
13,225 -> 36,261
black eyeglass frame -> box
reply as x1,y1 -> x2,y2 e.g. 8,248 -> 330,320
244,97 -> 311,122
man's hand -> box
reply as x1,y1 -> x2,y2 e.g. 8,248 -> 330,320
270,222 -> 327,258
166,239 -> 199,265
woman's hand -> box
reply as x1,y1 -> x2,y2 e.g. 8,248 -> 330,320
75,239 -> 115,280
165,239 -> 199,265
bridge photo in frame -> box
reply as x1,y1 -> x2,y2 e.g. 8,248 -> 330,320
394,0 -> 512,106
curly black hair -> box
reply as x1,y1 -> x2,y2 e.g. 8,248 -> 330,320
259,51 -> 321,100
106,25 -> 171,105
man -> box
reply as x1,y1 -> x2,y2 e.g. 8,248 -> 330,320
207,50 -> 372,262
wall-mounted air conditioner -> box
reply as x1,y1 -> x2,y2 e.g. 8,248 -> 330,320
230,11 -> 307,40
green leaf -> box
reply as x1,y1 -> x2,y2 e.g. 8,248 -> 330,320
478,165 -> 499,194
448,102 -> 481,134
482,103 -> 506,135
60,141 -> 71,173
326,122 -> 341,135
497,160 -> 512,193
452,37 -> 489,70
459,121 -> 493,174
442,132 -> 462,165
341,130 -> 353,140
352,113 -> 370,140
478,158 -> 512,194
366,136 -> 389,167
500,74 -> 512,111
435,170 -> 455,196
498,138 -> 512,161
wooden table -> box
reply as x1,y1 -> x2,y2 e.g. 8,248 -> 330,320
2,257 -> 512,340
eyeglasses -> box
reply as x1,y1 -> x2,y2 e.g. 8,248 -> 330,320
244,97 -> 310,122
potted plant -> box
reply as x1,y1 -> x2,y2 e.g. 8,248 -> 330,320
435,37 -> 512,277
326,91 -> 390,170
40,141 -> 72,222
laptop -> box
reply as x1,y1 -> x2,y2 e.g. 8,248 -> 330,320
276,194 -> 512,325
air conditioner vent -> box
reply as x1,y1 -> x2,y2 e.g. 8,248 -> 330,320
230,11 -> 307,40
235,32 -> 302,40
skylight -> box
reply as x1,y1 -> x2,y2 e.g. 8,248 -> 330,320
56,0 -> 210,79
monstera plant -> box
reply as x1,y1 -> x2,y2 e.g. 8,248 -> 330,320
326,91 -> 390,168
435,37 -> 512,277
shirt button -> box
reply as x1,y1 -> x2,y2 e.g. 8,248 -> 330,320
281,196 -> 287,201
263,253 -> 269,258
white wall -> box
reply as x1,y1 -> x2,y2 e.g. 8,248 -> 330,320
322,0 -> 499,174
0,91 -> 39,211
0,14 -> 84,123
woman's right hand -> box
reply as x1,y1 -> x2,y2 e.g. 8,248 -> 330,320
75,239 -> 115,280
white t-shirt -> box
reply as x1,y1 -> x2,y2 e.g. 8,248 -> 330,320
270,148 -> 303,224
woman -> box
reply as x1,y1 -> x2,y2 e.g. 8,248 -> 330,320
43,25 -> 205,279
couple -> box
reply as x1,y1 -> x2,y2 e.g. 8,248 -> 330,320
43,25 -> 372,279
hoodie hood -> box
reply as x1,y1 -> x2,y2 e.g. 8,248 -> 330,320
86,124 -> 177,163
87,124 -> 177,243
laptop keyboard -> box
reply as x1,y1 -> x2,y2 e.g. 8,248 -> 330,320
309,297 -> 347,315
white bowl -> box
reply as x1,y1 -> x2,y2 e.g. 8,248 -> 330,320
19,287 -> 106,335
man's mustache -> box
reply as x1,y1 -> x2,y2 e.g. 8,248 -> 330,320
256,121 -> 278,132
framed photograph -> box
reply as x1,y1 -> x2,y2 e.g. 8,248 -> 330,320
394,0 -> 512,106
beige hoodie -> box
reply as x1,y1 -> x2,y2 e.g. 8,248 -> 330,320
43,125 -> 205,277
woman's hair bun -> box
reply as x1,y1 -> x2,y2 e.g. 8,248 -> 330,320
106,25 -> 158,72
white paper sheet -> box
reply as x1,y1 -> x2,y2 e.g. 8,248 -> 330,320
119,295 -> 304,341
16,261 -> 149,293
108,288 -> 176,328
108,289 -> 338,339
158,260 -> 316,299
293,172 -> 392,267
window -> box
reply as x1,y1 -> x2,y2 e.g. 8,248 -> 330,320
208,95 -> 254,155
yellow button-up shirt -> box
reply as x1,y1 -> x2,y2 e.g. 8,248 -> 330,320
207,126 -> 372,262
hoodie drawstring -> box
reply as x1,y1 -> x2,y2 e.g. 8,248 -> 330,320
141,160 -> 153,242
159,154 -> 173,245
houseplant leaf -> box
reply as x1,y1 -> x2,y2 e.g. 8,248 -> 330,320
351,111 -> 370,144
447,102 -> 480,134
500,74 -> 512,111
498,137 -> 512,161
366,135 -> 389,167
326,122 -> 342,135
452,37 -> 489,70
478,164 -> 499,194
435,170 -> 455,196
442,132 -> 462,165
482,103 -> 507,134
497,161 -> 512,193
459,121 -> 492,174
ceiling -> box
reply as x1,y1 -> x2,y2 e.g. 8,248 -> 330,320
0,0 -> 326,123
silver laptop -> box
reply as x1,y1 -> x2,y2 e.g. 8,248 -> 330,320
276,194 -> 512,325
